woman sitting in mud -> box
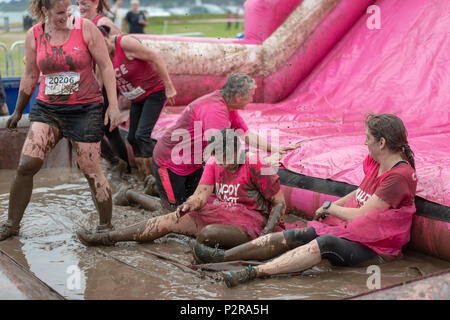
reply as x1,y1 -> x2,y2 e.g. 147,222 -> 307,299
192,114 -> 418,287
77,128 -> 302,248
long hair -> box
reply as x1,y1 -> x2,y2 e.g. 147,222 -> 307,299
97,0 -> 111,14
29,0 -> 58,22
366,113 -> 415,169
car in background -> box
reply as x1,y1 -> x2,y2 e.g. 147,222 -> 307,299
141,7 -> 171,17
167,7 -> 190,16
188,4 -> 227,15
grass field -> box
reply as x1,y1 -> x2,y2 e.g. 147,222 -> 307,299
0,14 -> 244,77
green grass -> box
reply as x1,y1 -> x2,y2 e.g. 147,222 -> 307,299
0,15 -> 244,76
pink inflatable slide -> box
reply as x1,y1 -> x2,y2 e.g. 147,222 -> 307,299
136,0 -> 449,259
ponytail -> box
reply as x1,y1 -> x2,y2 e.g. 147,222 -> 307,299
98,0 -> 111,14
402,144 -> 415,170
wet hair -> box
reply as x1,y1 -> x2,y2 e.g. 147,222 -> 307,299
207,128 -> 243,164
366,113 -> 415,169
220,73 -> 256,103
97,24 -> 111,37
29,0 -> 63,22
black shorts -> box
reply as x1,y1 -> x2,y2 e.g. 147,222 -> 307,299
29,100 -> 104,143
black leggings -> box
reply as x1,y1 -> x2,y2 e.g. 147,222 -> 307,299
283,227 -> 378,267
101,88 -> 131,171
128,90 -> 165,158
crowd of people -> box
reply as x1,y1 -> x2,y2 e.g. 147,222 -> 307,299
0,0 -> 418,290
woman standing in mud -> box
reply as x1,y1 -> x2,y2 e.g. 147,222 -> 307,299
192,114 -> 418,287
76,129 -> 302,248
0,0 -> 120,240
77,0 -> 131,175
97,24 -> 177,179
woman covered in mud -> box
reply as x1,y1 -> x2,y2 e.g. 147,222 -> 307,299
192,114 -> 418,287
76,128 -> 303,248
0,0 -> 121,240
77,0 -> 131,176
97,24 -> 177,179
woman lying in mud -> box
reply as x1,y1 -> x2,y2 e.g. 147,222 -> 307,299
191,114 -> 418,287
0,0 -> 120,240
77,128 -> 303,248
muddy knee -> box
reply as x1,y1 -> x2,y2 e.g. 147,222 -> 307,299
17,156 -> 43,177
197,224 -> 251,249
283,227 -> 317,249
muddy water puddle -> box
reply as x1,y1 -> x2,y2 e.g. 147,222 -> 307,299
0,166 -> 449,299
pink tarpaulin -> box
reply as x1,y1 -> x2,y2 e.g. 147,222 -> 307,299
151,0 -> 450,207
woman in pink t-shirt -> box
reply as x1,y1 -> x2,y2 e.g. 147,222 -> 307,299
192,114 -> 418,287
76,129 -> 302,248
77,0 -> 121,35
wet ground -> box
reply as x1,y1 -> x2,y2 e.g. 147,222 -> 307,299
0,164 -> 449,300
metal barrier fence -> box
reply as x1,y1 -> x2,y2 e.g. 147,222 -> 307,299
0,40 -> 25,77
10,41 -> 25,76
0,41 -> 8,76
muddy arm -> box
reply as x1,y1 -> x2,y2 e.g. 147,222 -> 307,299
261,190 -> 286,236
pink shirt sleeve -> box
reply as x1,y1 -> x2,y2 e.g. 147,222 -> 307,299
199,156 -> 216,186
375,172 -> 412,208
248,156 -> 280,199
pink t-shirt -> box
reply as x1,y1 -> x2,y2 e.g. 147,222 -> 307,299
153,90 -> 248,176
308,155 -> 418,256
199,153 -> 280,215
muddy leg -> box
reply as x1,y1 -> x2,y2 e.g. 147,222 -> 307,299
255,240 -> 322,277
2,123 -> 61,239
73,141 -> 112,228
196,224 -> 252,249
222,240 -> 322,287
109,212 -> 202,242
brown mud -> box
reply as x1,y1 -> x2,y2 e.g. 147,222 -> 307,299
0,163 -> 449,299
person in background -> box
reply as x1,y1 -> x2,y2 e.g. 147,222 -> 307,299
191,114 -> 418,288
98,24 -> 177,179
124,0 -> 147,34
0,0 -> 121,241
108,0 -> 124,32
76,0 -> 120,35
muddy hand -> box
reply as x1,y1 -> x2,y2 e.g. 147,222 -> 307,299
6,112 -> 22,132
313,207 -> 326,221
281,143 -> 301,153
175,202 -> 191,219
165,86 -> 177,106
105,105 -> 121,132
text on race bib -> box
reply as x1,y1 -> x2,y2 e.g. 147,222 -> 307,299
45,72 -> 80,95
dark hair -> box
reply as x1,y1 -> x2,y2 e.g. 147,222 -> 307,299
207,128 -> 242,164
97,0 -> 111,14
366,113 -> 415,169
97,24 -> 111,37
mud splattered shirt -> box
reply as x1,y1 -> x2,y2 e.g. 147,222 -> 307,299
199,153 -> 280,215
112,34 -> 164,102
33,16 -> 102,105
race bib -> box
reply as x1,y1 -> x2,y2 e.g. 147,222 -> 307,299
45,72 -> 80,95
121,86 -> 145,100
